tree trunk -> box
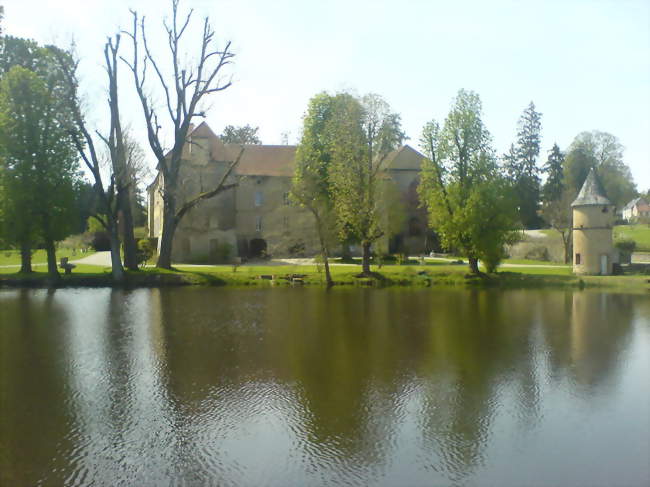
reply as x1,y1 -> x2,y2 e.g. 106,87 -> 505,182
109,223 -> 124,282
156,204 -> 177,269
361,241 -> 372,275
468,256 -> 480,274
313,212 -> 333,287
20,242 -> 32,274
44,238 -> 59,280
119,190 -> 139,271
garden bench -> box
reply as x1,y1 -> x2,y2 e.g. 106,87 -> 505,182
59,257 -> 76,275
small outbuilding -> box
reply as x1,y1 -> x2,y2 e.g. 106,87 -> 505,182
572,169 -> 616,275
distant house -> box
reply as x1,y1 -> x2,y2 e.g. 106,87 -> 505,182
621,197 -> 650,221
147,122 -> 430,263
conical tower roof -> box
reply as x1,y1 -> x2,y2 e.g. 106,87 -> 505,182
571,168 -> 612,207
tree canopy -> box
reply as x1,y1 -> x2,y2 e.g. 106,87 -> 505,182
220,124 -> 261,144
328,93 -> 406,274
0,65 -> 80,276
419,89 -> 520,273
564,131 -> 637,207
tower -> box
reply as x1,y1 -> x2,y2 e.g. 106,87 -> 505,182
571,168 -> 616,275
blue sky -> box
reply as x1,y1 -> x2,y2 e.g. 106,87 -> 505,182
5,0 -> 649,189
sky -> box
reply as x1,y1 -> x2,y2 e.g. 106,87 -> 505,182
4,0 -> 650,190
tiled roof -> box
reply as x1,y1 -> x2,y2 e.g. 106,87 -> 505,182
228,144 -> 297,177
571,168 -> 612,207
149,122 -> 424,184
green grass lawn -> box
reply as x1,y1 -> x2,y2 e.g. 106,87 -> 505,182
0,248 -> 95,266
1,258 -> 647,290
614,224 -> 650,251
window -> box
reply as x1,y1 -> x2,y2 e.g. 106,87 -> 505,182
283,216 -> 290,229
254,191 -> 263,207
575,253 -> 581,265
283,191 -> 290,205
255,215 -> 262,232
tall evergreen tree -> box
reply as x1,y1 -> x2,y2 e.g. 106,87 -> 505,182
542,143 -> 564,204
503,102 -> 543,229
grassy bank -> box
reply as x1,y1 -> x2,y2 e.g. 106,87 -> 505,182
1,261 -> 648,291
0,248 -> 95,266
614,224 -> 650,251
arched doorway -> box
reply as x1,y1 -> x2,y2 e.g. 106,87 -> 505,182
249,238 -> 267,258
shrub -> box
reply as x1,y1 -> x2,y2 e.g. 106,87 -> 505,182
615,239 -> 636,253
524,245 -> 550,262
91,231 -> 111,251
135,239 -> 156,267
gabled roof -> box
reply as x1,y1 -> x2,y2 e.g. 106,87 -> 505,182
571,168 -> 612,207
623,197 -> 648,211
382,145 -> 425,170
147,122 -> 426,185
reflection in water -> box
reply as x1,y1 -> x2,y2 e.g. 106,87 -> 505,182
0,287 -> 648,486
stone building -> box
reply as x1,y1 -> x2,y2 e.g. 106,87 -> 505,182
572,168 -> 616,275
147,122 -> 428,263
621,197 -> 650,222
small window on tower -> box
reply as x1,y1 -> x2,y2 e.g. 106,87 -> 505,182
576,253 -> 581,265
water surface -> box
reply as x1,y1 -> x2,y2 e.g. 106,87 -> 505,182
1,287 -> 648,486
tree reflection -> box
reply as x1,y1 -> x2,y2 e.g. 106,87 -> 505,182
1,286 -> 642,485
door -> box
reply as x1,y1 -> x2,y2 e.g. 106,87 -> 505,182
600,254 -> 608,275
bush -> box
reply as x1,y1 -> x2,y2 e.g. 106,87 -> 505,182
615,239 -> 636,253
136,239 -> 156,268
480,245 -> 508,273
288,241 -> 306,257
91,231 -> 111,251
524,245 -> 550,262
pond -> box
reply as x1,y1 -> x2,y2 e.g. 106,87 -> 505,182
1,287 -> 649,486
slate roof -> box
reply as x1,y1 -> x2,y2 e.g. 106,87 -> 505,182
571,168 -> 612,207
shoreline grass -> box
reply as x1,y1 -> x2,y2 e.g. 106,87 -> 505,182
1,261 -> 647,291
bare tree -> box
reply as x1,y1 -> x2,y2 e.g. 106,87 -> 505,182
53,41 -> 126,281
100,35 -> 138,270
543,189 -> 574,264
123,0 -> 242,269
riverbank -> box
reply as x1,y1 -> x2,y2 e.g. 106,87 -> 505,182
1,262 -> 649,290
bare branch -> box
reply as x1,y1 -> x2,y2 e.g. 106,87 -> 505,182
175,147 -> 244,222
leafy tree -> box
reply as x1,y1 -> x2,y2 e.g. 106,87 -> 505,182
542,143 -> 564,204
0,66 -> 79,278
503,102 -> 542,228
328,93 -> 406,274
220,124 -> 261,144
564,131 -> 637,207
418,89 -> 520,274
292,92 -> 345,286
